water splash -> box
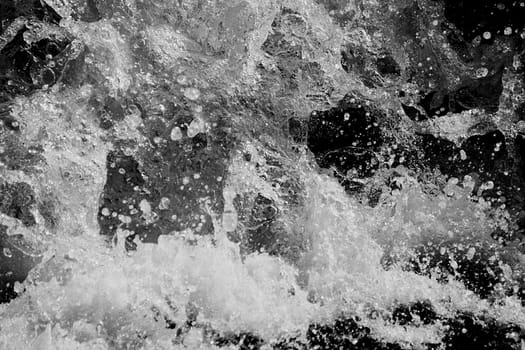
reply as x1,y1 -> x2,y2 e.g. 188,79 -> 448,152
0,0 -> 524,349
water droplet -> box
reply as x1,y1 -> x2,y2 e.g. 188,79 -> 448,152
96,323 -> 103,335
153,136 -> 163,144
466,247 -> 476,260
170,126 -> 183,141
177,75 -> 189,85
475,67 -> 488,78
3,247 -> 12,258
187,117 -> 206,137
184,88 -> 201,101
139,199 -> 152,215
159,197 -> 170,210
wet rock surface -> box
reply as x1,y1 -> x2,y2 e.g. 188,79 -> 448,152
0,0 -> 85,103
210,311 -> 524,349
0,181 -> 36,226
98,98 -> 234,245
291,94 -> 383,193
0,225 -> 42,303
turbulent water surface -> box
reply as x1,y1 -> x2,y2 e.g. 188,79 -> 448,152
0,0 -> 525,349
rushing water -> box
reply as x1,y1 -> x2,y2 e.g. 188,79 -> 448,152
0,0 -> 524,349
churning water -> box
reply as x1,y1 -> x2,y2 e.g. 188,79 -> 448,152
0,0 -> 524,349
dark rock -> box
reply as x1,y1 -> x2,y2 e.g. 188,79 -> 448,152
98,151 -> 146,238
340,46 -> 400,87
439,0 -> 525,42
71,0 -> 103,22
307,95 -> 382,155
0,1 -> 87,102
340,45 -> 366,74
232,151 -> 307,264
262,32 -> 302,60
392,300 -> 437,326
452,69 -> 504,114
0,0 -> 61,34
0,225 -> 42,303
273,337 -> 307,350
0,182 -> 36,226
273,312 -> 524,350
38,197 -> 58,229
316,0 -> 356,27
0,134 -> 45,171
376,54 -> 401,77
516,102 -> 525,121
259,8 -> 332,102
380,132 -> 525,300
98,96 -> 125,129
401,103 -> 426,122
419,130 -> 508,183
0,29 -> 72,96
288,117 -> 307,143
418,68 -> 504,118
515,135 -> 525,194
306,317 -> 403,350
99,100 -> 233,244
442,312 -> 524,350
394,3 -> 421,39
0,104 -> 19,131
242,194 -> 280,255
301,94 -> 382,192
399,242 -> 506,299
212,332 -> 264,349
383,1 -> 517,119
